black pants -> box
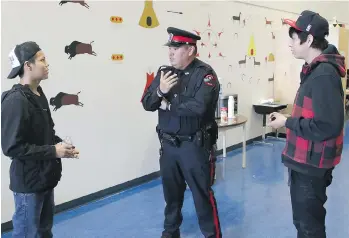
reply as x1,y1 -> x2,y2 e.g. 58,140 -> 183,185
289,169 -> 333,238
159,140 -> 221,238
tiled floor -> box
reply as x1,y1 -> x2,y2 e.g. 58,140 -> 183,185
3,125 -> 349,237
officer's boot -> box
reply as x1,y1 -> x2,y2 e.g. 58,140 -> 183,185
161,230 -> 180,238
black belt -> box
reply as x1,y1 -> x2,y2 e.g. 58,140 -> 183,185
157,128 -> 194,147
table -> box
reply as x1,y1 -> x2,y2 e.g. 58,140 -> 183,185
252,103 -> 288,145
216,114 -> 248,168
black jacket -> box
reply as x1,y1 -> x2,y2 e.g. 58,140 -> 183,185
1,84 -> 63,193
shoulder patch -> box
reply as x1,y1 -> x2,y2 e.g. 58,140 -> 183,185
203,74 -> 216,86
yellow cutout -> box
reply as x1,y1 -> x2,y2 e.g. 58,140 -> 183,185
268,53 -> 275,62
111,54 -> 124,61
110,16 -> 123,23
247,35 -> 256,57
139,0 -> 159,29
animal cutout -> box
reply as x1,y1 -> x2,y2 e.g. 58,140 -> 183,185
271,32 -> 275,39
50,91 -> 84,111
238,55 -> 247,67
140,71 -> 155,102
253,57 -> 260,67
268,74 -> 275,82
65,41 -> 96,60
59,0 -> 89,8
231,12 -> 241,24
265,17 -> 272,26
281,18 -> 287,26
139,0 -> 159,28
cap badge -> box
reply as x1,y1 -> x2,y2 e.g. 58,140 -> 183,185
306,24 -> 312,32
168,33 -> 174,42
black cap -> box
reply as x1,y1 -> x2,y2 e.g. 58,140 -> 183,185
284,10 -> 329,39
164,27 -> 201,47
7,41 -> 41,79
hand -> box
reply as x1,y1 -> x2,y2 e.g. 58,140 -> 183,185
55,142 -> 79,158
159,99 -> 168,110
159,70 -> 178,94
267,112 -> 287,129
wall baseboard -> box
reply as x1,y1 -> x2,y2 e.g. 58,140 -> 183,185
1,132 -> 285,233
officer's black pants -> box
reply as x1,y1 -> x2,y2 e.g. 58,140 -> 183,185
289,169 -> 333,238
159,140 -> 221,238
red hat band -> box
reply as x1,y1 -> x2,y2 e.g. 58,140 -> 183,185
171,35 -> 196,44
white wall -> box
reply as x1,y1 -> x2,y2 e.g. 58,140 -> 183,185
1,0 -> 347,223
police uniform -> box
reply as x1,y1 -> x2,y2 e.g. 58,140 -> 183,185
142,27 -> 222,238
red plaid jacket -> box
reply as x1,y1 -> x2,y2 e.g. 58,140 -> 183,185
282,91 -> 343,168
282,46 -> 346,169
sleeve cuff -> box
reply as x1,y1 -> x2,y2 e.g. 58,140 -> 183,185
285,117 -> 296,130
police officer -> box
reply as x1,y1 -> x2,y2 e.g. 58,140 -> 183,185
142,27 -> 222,238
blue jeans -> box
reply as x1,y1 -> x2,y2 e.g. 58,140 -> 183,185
12,189 -> 54,238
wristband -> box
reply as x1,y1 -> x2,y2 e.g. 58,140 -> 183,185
157,87 -> 165,98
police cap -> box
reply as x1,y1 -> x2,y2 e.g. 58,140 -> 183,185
164,27 -> 201,47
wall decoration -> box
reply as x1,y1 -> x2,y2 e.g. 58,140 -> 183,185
253,57 -> 261,67
110,16 -> 123,23
233,32 -> 239,39
281,18 -> 287,26
241,73 -> 246,81
140,71 -> 155,101
268,74 -> 275,82
265,17 -> 272,27
65,41 -> 97,60
139,0 -> 159,29
50,91 -> 84,111
227,82 -> 231,88
238,55 -> 247,67
271,32 -> 275,40
247,35 -> 256,57
59,0 -> 89,9
193,14 -> 225,60
267,53 -> 275,62
231,12 -> 242,24
111,54 -> 124,61
167,10 -> 183,15
228,64 -> 233,71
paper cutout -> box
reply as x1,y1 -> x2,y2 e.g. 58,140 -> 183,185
65,41 -> 97,60
59,0 -> 89,9
281,18 -> 287,26
247,35 -> 256,57
194,14 -> 225,60
268,74 -> 275,82
231,12 -> 242,24
167,10 -> 183,14
238,55 -> 247,67
268,53 -> 275,62
271,32 -> 275,40
110,16 -> 123,23
111,54 -> 124,61
140,71 -> 155,102
50,91 -> 84,111
265,17 -> 272,26
253,57 -> 260,67
139,0 -> 159,28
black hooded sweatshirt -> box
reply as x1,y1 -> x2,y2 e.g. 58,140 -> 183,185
282,44 -> 347,177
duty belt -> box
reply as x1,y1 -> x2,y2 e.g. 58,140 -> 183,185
156,128 -> 193,147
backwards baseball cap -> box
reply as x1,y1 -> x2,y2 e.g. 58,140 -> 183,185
7,41 -> 41,79
284,10 -> 329,39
